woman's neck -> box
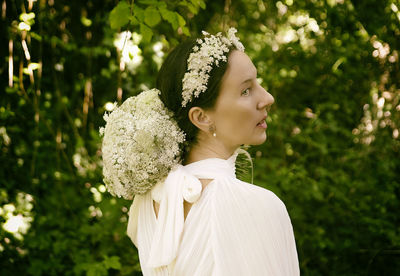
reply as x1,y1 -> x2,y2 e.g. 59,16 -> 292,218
184,138 -> 238,165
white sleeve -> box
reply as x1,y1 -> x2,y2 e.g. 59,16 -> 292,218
211,179 -> 300,276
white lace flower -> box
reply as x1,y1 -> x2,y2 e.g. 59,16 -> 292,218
227,28 -> 245,52
100,89 -> 186,199
181,28 -> 245,107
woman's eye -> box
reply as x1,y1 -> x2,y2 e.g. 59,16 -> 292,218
241,88 -> 250,96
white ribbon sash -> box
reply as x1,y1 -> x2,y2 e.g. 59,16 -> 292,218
146,152 -> 239,268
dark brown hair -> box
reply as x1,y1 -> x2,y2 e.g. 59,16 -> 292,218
156,38 -> 234,161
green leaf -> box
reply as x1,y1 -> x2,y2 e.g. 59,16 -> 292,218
179,1 -> 197,14
81,17 -> 92,27
109,1 -> 130,30
103,256 -> 121,270
176,13 -> 186,27
5,87 -> 18,94
138,0 -> 158,5
157,1 -> 167,9
140,23 -> 153,42
178,0 -> 189,7
87,263 -> 107,276
144,7 -> 161,27
30,32 -> 42,41
159,7 -> 178,30
181,0 -> 206,13
133,5 -> 145,21
181,26 -> 190,36
198,0 -> 206,9
129,15 -> 139,25
187,3 -> 198,14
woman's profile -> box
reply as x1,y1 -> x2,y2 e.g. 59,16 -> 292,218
101,28 -> 300,275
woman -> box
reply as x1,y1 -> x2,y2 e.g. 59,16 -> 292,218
101,28 -> 299,275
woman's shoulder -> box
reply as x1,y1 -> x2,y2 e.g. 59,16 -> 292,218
213,177 -> 287,213
209,178 -> 293,245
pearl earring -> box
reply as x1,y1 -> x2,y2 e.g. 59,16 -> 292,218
209,125 -> 217,137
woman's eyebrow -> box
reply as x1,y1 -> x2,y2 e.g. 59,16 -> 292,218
240,79 -> 252,85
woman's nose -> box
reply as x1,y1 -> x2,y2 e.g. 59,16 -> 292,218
257,86 -> 274,110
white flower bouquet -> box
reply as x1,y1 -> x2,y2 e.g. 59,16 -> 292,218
100,89 -> 186,199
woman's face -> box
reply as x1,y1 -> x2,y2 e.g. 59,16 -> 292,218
209,50 -> 274,149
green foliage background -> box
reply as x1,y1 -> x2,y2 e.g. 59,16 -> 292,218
1,0 -> 399,275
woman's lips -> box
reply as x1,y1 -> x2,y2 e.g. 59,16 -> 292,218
257,120 -> 267,129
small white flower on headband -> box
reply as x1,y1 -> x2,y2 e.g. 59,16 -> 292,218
181,28 -> 245,107
226,28 -> 245,52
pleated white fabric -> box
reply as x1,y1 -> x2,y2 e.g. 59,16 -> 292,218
127,152 -> 300,276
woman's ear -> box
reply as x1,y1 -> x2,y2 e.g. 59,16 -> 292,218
188,107 -> 213,132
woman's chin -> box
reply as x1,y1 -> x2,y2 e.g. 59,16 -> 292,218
248,133 -> 267,146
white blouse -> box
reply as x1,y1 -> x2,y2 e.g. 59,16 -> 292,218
127,152 -> 300,275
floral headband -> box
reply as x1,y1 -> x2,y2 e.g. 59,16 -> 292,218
181,28 -> 245,107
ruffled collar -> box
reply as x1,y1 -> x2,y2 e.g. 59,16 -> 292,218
183,150 -> 238,179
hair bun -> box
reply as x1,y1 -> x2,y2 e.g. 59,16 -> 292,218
100,89 -> 186,199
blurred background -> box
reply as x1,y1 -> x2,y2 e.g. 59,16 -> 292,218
1,0 -> 399,275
